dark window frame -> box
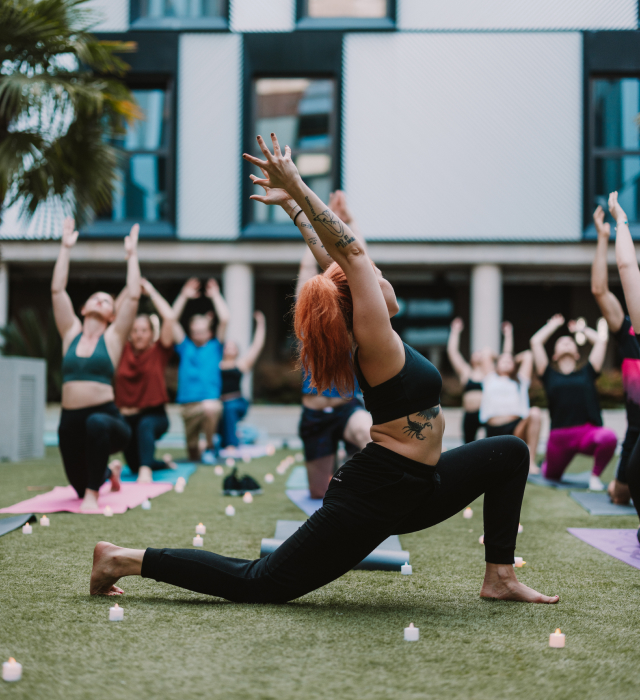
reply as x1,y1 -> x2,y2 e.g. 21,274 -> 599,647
296,0 -> 395,31
130,0 -> 229,31
242,32 -> 344,239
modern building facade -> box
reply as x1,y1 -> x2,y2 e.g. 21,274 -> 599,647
2,0 -> 640,401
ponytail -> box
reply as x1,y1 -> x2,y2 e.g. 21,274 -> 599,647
294,262 -> 355,397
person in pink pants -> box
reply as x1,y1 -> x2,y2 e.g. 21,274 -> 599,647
530,314 -> 617,491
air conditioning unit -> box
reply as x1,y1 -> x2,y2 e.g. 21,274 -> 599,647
0,357 -> 46,462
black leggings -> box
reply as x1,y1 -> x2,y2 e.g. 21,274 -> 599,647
463,410 -> 481,443
58,402 -> 131,498
123,406 -> 170,474
624,429 -> 640,522
142,436 -> 529,603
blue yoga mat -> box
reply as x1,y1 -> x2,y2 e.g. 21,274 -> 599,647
286,466 -> 310,490
120,462 -> 197,485
527,470 -> 597,490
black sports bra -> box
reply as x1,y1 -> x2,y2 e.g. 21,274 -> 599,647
464,378 -> 483,393
354,342 -> 442,425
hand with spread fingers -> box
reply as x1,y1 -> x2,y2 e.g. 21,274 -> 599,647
608,191 -> 628,224
593,205 -> 611,239
243,134 -> 301,192
249,170 -> 294,209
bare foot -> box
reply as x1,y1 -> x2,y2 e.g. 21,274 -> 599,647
529,462 -> 541,475
80,490 -> 100,512
137,466 -> 153,483
109,460 -> 122,492
162,453 -> 177,470
90,542 -> 125,596
608,479 -> 631,505
480,563 -> 559,604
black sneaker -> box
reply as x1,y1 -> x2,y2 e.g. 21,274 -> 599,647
239,474 -> 263,495
223,468 -> 263,496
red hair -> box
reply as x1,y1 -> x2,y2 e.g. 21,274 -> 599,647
294,262 -> 355,397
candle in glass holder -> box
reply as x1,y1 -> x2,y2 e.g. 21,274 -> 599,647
514,557 -> 526,568
404,623 -> 419,642
479,534 -> 484,545
193,535 -> 204,547
104,506 -> 113,517
141,499 -> 151,511
401,562 -> 412,575
463,507 -> 473,519
22,523 -> 32,534
243,492 -> 254,504
40,515 -> 50,527
242,455 -> 251,464
225,505 -> 236,516
226,458 -> 236,467
295,453 -> 304,462
109,603 -> 124,621
214,465 -> 224,476
2,658 -> 22,682
518,522 -> 524,533
266,444 -> 276,456
264,473 -> 274,484
549,629 -> 565,648
195,523 -> 206,535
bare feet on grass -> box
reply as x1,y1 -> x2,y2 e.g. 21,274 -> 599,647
109,459 -> 122,492
480,563 -> 559,604
80,489 -> 100,512
90,541 -> 144,596
529,462 -> 540,475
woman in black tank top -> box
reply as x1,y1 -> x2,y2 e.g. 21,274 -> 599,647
89,135 -> 558,606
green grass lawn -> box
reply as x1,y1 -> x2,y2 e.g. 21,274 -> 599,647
1,447 -> 640,700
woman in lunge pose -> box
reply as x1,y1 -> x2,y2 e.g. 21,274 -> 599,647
52,217 -> 140,511
530,313 -> 615,491
90,134 -> 558,605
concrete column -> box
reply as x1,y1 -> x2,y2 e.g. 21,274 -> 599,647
470,264 -> 502,354
222,263 -> 254,397
0,263 -> 8,333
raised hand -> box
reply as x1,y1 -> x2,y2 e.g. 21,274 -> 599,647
61,216 -> 79,248
181,277 -> 201,299
593,205 -> 611,238
502,321 -> 513,335
124,223 -> 139,260
243,134 -> 301,191
140,278 -> 154,296
608,191 -> 628,224
450,317 -> 464,333
205,278 -> 220,298
548,314 -> 565,330
254,310 -> 266,324
249,172 -> 292,208
328,191 -> 353,224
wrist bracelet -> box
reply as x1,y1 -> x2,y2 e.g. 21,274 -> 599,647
292,208 -> 303,226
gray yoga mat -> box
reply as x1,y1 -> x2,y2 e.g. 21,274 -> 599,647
570,491 -> 637,516
0,514 -> 34,537
260,520 -> 410,572
527,470 -> 596,490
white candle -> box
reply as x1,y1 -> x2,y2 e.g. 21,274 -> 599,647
264,473 -> 274,484
141,499 -> 151,511
549,629 -> 565,648
2,658 -> 22,682
479,534 -> 484,545
404,623 -> 419,642
174,482 -> 185,494
243,492 -> 253,504
226,458 -> 236,467
266,444 -> 276,456
401,562 -> 412,575
109,603 -> 124,621
195,523 -> 206,535
104,506 -> 113,517
193,535 -> 204,547
225,505 -> 235,516
214,465 -> 224,476
242,455 -> 251,464
514,557 -> 526,568
463,507 -> 473,519
22,523 -> 32,534
40,515 -> 50,527
276,464 -> 286,475
295,453 -> 304,462
518,522 -> 524,533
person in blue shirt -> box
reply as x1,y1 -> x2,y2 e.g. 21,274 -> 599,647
172,277 -> 229,463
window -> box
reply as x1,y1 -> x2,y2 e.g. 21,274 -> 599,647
131,0 -> 228,28
97,88 -> 172,231
251,78 -> 336,225
591,77 -> 640,225
297,0 -> 394,29
306,0 -> 387,17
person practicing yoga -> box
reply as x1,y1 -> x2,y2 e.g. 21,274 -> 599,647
172,278 -> 230,463
447,317 -> 488,443
218,310 -> 266,449
479,323 -> 541,473
114,279 -> 176,483
530,313 -> 616,491
90,133 -> 558,606
52,217 -> 140,511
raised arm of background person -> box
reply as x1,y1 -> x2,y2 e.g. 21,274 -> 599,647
502,321 -> 514,356
570,319 -> 608,373
51,217 -> 82,348
206,278 -> 230,342
142,278 -> 176,348
107,224 -> 141,351
591,205 -> 624,332
610,191 -> 640,332
237,311 -> 267,373
244,134 -> 404,377
172,278 -> 200,345
530,314 -> 565,376
515,349 -> 534,382
447,317 -> 471,382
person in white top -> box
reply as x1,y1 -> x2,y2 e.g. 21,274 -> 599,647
480,323 -> 541,474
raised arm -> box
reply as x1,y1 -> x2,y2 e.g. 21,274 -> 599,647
237,311 -> 266,373
446,317 -> 471,382
515,349 -> 533,382
530,314 -> 565,376
51,217 -> 82,347
571,319 -> 608,373
205,279 -> 230,342
172,278 -> 200,345
141,279 -> 175,348
501,321 -> 514,356
591,205 -> 624,332
610,191 -> 640,332
328,190 -> 367,254
107,224 -> 141,345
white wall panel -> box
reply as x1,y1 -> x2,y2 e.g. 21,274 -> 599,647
177,34 -> 241,239
86,0 -> 129,32
343,33 -> 582,241
230,0 -> 295,32
399,0 -> 637,31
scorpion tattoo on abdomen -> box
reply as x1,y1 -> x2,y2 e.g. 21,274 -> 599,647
402,406 -> 441,440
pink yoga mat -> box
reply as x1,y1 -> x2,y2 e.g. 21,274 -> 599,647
567,528 -> 640,570
0,481 -> 172,515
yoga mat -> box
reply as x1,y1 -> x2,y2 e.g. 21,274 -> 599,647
260,520 -> 410,572
286,489 -> 323,517
0,481 -> 172,515
120,462 -> 197,485
0,514 -> 34,537
219,445 -> 275,459
568,528 -> 640,570
286,466 -> 310,490
527,470 -> 595,490
569,492 -> 637,516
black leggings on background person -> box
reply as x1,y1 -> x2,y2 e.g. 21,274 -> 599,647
142,436 -> 529,603
122,406 -> 170,474
58,402 -> 131,498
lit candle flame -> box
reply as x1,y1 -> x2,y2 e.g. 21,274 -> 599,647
8,658 -> 15,663
409,623 -> 414,628
199,523 -> 203,526
555,628 -> 561,634
115,603 -> 119,608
